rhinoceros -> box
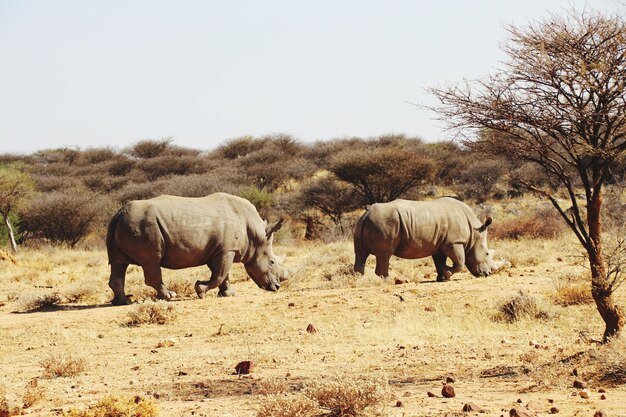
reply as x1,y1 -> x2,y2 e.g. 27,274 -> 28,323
353,197 -> 504,281
106,193 -> 285,305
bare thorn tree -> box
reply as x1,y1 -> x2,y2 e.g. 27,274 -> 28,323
430,9 -> 626,341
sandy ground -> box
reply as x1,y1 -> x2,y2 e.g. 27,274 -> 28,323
1,237 -> 625,416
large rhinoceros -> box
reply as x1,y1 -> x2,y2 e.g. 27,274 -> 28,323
106,193 -> 285,305
353,197 -> 504,281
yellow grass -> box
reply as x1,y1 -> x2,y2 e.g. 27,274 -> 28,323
1,219 -> 625,416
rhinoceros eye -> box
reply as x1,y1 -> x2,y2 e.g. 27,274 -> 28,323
270,259 -> 276,265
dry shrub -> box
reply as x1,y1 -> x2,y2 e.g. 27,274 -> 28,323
64,283 -> 101,304
553,283 -> 593,306
14,291 -> 62,313
0,385 -> 11,417
257,377 -> 291,395
124,301 -> 177,326
163,277 -> 195,299
40,354 -> 86,378
22,379 -> 44,408
490,208 -> 565,240
62,395 -> 158,417
257,394 -> 318,417
593,338 -> 626,385
304,376 -> 393,416
493,290 -> 552,323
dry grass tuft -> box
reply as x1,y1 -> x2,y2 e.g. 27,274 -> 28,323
62,395 -> 159,417
553,283 -> 593,306
257,377 -> 292,395
64,283 -> 101,304
40,354 -> 87,379
304,375 -> 393,416
493,290 -> 552,323
22,379 -> 45,409
257,394 -> 318,417
593,338 -> 626,385
0,384 -> 12,417
124,301 -> 177,326
165,276 -> 196,299
14,291 -> 62,313
490,208 -> 565,240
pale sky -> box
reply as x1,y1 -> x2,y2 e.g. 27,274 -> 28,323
0,0 -> 623,154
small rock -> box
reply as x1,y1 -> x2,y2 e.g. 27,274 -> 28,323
516,399 -> 523,403
549,407 -> 559,414
424,306 -> 436,312
234,361 -> 254,375
441,384 -> 455,398
462,402 -> 484,412
427,391 -> 436,397
288,302 -> 295,307
579,390 -> 590,399
598,388 -> 606,393
572,368 -> 578,376
446,376 -> 456,383
306,324 -> 317,333
600,394 -> 606,400
394,277 -> 409,285
593,411 -> 607,417
509,406 -> 534,417
573,380 -> 586,389
395,400 -> 403,407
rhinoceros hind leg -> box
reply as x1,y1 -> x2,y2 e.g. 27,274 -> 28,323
218,276 -> 236,297
109,263 -> 131,305
142,264 -> 176,300
374,254 -> 391,278
354,252 -> 368,275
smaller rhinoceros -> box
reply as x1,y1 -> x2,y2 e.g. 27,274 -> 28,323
353,197 -> 505,281
106,193 -> 286,305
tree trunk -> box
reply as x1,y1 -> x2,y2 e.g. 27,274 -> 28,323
304,217 -> 316,240
3,214 -> 18,253
587,190 -> 624,341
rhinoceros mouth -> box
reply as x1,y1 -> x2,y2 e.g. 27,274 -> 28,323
265,282 -> 280,292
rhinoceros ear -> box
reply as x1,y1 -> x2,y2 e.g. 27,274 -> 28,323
477,217 -> 493,233
265,218 -> 284,240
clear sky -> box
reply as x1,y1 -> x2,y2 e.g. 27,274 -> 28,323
0,0 -> 623,154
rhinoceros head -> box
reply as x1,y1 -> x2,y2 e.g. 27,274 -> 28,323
244,219 -> 287,292
465,217 -> 504,277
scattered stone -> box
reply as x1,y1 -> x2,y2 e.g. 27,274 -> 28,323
178,371 -> 188,376
548,399 -> 554,403
598,388 -> 606,393
441,384 -> 455,398
572,368 -> 578,376
600,394 -> 606,400
427,391 -> 436,397
446,376 -> 456,383
306,324 -> 317,333
394,277 -> 409,285
424,306 -> 436,312
395,400 -> 403,407
288,302 -> 295,307
549,407 -> 559,414
509,406 -> 534,417
234,361 -> 254,375
593,411 -> 607,417
516,399 -> 523,403
156,339 -> 176,348
579,390 -> 590,399
462,402 -> 484,412
573,380 -> 586,389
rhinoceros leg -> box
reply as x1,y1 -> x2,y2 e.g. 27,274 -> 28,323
354,251 -> 369,275
432,252 -> 449,282
441,244 -> 465,281
195,251 -> 235,299
142,263 -> 177,301
374,253 -> 391,278
109,263 -> 131,305
217,276 -> 236,297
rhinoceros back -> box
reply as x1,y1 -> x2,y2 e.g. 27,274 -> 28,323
107,193 -> 262,269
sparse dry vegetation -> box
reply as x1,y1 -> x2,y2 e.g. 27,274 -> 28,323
62,395 -> 159,417
40,354 -> 86,379
493,290 -> 553,323
124,301 -> 177,326
14,291 -> 61,313
22,379 -> 45,409
256,394 -> 318,417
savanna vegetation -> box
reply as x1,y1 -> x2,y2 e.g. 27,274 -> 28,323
1,6 -> 625,417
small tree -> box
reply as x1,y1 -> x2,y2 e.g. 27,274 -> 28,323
330,140 -> 436,205
0,164 -> 36,252
430,9 -> 626,341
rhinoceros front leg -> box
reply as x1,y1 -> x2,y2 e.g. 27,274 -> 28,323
218,277 -> 236,297
195,251 -> 235,299
432,252 -> 449,282
109,263 -> 131,305
142,263 -> 177,301
441,244 -> 465,281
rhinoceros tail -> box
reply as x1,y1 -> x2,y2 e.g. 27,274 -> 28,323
353,210 -> 370,274
106,209 -> 130,265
